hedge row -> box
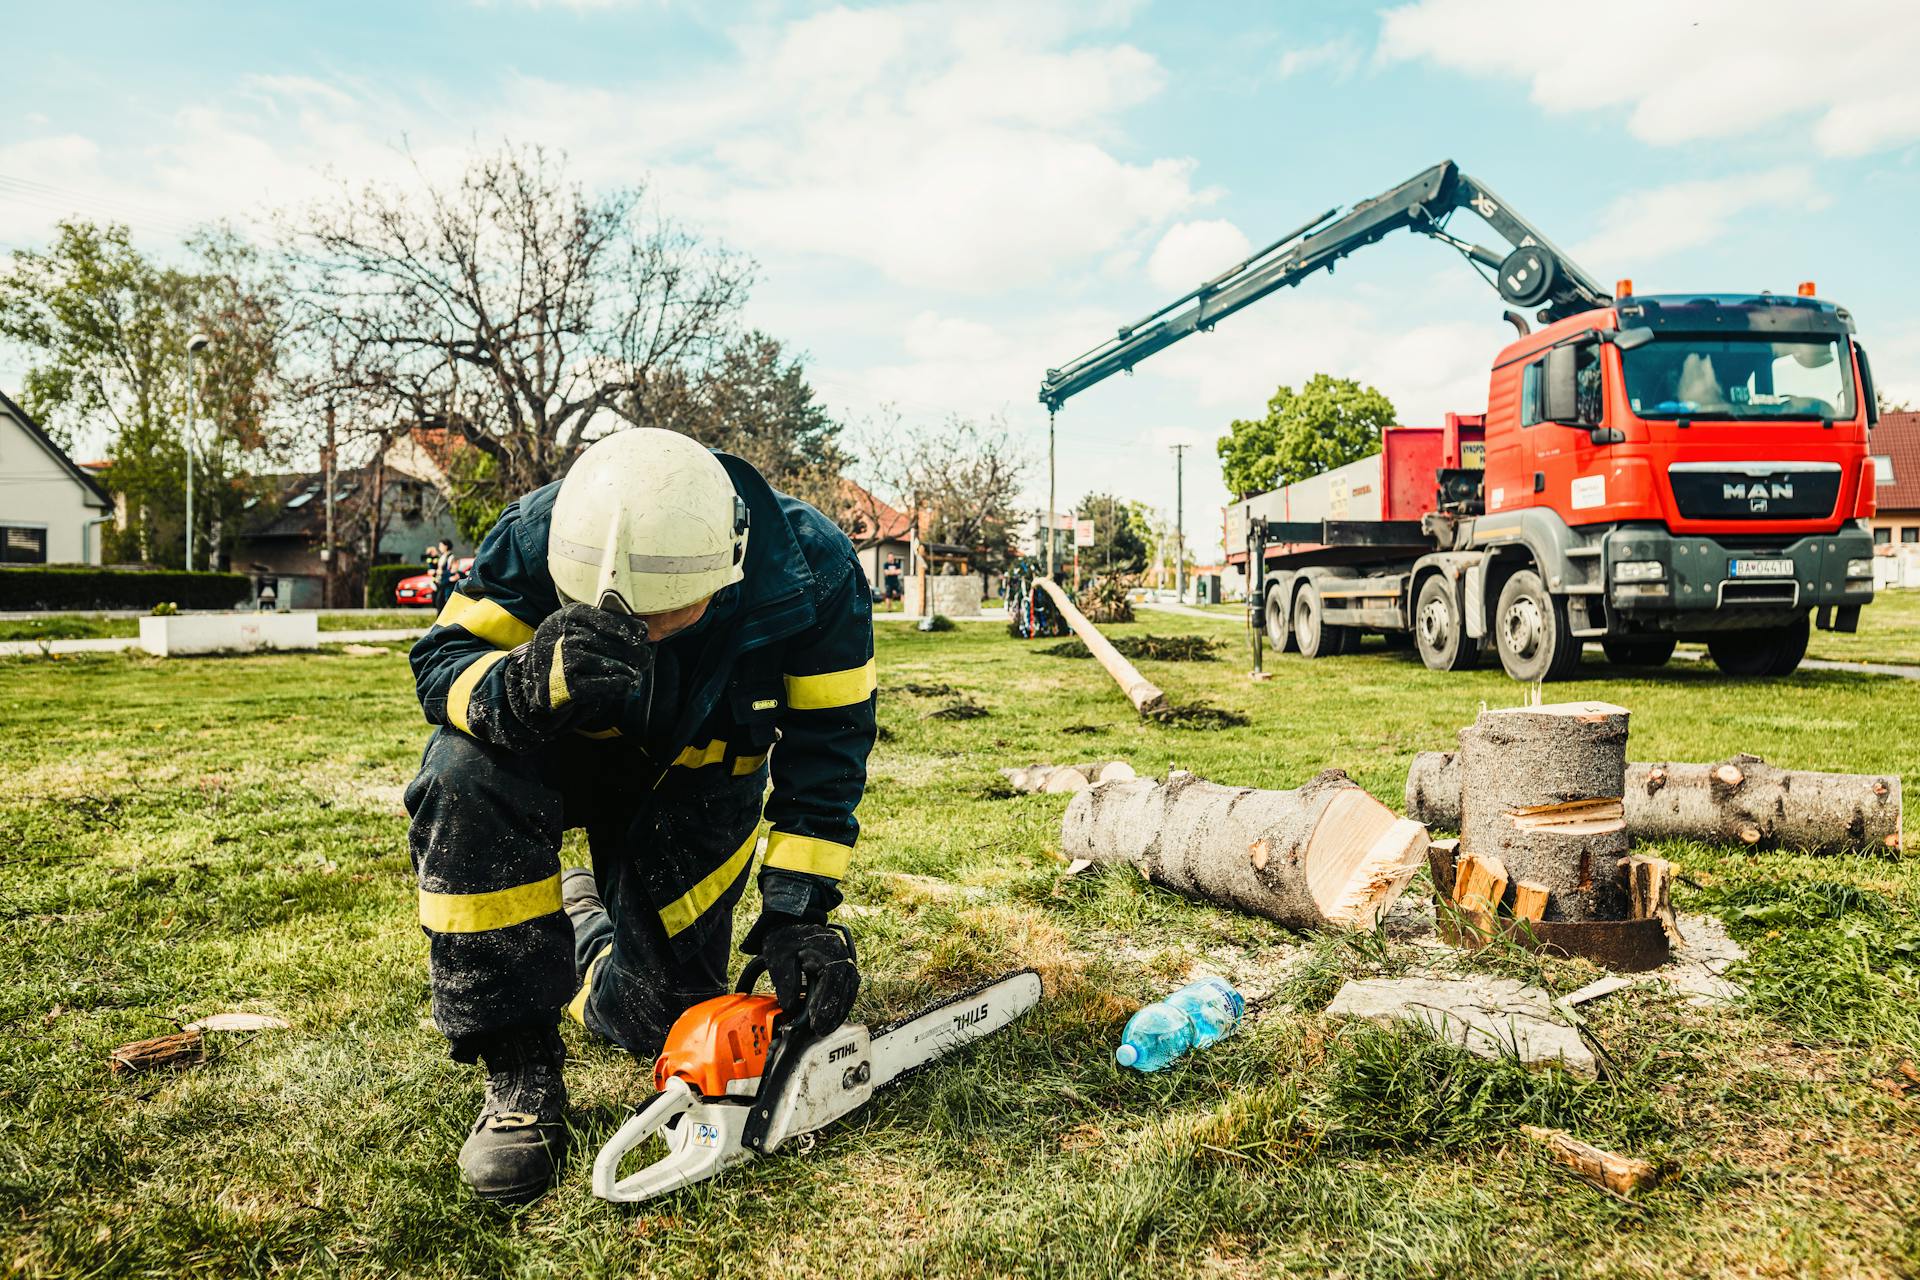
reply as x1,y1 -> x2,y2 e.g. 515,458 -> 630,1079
366,564 -> 429,609
0,566 -> 252,611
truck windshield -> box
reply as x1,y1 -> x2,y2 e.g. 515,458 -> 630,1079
1622,337 -> 1855,420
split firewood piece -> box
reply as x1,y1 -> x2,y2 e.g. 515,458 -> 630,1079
1407,750 -> 1902,854
108,1029 -> 205,1075
1458,702 -> 1630,922
1032,578 -> 1168,717
1626,854 -> 1682,944
1452,853 -> 1509,917
1060,769 -> 1429,930
1520,1125 -> 1664,1197
1512,881 -> 1550,923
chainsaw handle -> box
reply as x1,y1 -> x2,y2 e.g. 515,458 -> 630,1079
735,924 -> 856,997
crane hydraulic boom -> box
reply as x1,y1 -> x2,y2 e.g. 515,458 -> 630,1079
1038,160 -> 1610,411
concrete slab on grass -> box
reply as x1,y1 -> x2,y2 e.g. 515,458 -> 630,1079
1325,974 -> 1596,1075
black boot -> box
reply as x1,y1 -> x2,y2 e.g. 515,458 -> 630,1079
459,1025 -> 569,1204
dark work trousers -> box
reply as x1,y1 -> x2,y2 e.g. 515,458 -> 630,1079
405,727 -> 767,1062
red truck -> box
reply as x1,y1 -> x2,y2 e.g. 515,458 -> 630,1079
1040,162 -> 1880,680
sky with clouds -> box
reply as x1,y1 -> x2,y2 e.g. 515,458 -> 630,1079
4,0 -> 1919,555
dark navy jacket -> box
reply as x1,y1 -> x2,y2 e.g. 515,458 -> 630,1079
409,452 -> 877,940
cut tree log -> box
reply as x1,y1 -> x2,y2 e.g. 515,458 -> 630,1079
1032,577 -> 1168,716
1519,1125 -> 1664,1197
1059,769 -> 1429,930
1458,702 -> 1630,922
1000,761 -> 1138,794
1626,854 -> 1681,943
1406,750 -> 1902,854
1452,853 -> 1509,917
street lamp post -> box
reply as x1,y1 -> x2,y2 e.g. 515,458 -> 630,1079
185,333 -> 210,571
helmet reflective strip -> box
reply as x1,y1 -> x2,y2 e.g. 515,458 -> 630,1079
627,549 -> 736,574
549,533 -> 607,567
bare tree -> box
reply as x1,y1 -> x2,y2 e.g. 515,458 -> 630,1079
853,414 -> 1028,580
282,144 -> 751,513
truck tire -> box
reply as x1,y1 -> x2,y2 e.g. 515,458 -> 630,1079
1292,582 -> 1352,659
1414,574 -> 1478,672
1707,614 -> 1810,677
1601,637 -> 1676,667
1494,569 -> 1582,682
1264,588 -> 1295,653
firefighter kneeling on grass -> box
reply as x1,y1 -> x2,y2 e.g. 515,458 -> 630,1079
404,429 -> 875,1203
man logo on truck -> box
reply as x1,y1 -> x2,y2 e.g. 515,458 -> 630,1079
1723,480 -> 1794,502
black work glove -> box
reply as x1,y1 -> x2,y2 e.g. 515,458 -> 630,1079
503,603 -> 652,739
742,915 -> 859,1036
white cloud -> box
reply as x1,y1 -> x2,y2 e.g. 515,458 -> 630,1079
1379,0 -> 1920,156
1574,167 -> 1825,267
1276,38 -> 1361,81
1146,219 -> 1251,292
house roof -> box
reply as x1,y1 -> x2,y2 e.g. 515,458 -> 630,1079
0,388 -> 111,508
241,466 -> 404,540
1870,411 -> 1920,513
840,478 -> 913,545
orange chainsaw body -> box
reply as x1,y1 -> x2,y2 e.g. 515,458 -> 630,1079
653,993 -> 781,1097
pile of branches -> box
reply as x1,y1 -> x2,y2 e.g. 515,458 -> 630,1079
1043,634 -> 1222,662
1079,576 -> 1135,624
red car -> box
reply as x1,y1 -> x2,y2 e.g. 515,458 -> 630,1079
395,557 -> 472,608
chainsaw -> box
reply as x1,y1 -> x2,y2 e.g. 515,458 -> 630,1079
592,955 -> 1043,1204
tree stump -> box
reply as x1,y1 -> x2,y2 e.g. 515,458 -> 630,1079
1457,702 -> 1629,922
1405,750 -> 1902,854
1059,769 -> 1428,930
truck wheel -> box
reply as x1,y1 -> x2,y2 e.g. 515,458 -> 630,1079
1600,637 -> 1676,667
1494,569 -> 1581,682
1414,575 -> 1477,672
1707,614 -> 1810,677
1292,583 -> 1352,659
1264,588 -> 1295,653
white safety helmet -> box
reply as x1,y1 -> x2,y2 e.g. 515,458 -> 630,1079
547,429 -> 749,615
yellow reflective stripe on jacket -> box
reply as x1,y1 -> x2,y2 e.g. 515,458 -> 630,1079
567,944 -> 610,1025
575,726 -> 622,740
658,830 -> 760,939
732,751 -> 769,777
419,871 -> 562,934
783,658 -> 877,710
763,831 -> 853,880
435,592 -> 537,650
672,738 -> 728,769
446,650 -> 509,736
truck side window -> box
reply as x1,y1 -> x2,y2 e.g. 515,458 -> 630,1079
1574,342 -> 1603,425
1521,361 -> 1543,426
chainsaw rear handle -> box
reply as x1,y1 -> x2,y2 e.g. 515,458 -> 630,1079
734,923 -> 857,999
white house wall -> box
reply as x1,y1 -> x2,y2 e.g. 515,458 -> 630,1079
0,408 -> 108,564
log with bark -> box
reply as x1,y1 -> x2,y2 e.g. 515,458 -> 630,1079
1458,701 -> 1630,922
1060,769 -> 1428,930
1406,750 -> 1902,854
1032,577 -> 1168,717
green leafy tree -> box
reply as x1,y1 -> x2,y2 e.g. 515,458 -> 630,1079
1216,373 -> 1396,499
0,221 -> 284,567
1076,492 -> 1149,575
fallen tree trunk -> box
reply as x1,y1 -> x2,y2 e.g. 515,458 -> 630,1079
1459,702 -> 1630,922
1032,577 -> 1167,717
1406,750 -> 1902,854
1060,769 -> 1428,930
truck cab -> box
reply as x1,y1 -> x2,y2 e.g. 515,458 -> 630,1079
1469,291 -> 1877,676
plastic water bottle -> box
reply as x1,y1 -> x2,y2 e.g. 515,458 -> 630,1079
1114,978 -> 1245,1071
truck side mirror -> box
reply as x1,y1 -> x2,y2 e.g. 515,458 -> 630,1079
1541,344 -> 1581,424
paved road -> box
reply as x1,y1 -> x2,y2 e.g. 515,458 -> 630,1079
0,628 -> 426,658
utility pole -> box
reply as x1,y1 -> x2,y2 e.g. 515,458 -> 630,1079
1170,444 -> 1187,604
184,333 -> 210,570
1045,410 -> 1057,580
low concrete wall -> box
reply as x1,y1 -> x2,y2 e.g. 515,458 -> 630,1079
902,575 -> 985,617
138,613 -> 319,656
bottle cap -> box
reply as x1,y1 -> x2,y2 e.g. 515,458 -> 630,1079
1114,1043 -> 1138,1067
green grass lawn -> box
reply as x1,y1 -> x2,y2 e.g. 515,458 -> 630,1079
2,620 -> 1918,1277
0,611 -> 435,643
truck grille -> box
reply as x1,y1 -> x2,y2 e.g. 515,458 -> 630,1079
1667,463 -> 1840,520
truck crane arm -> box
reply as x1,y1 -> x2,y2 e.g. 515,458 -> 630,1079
1038,160 -> 1610,411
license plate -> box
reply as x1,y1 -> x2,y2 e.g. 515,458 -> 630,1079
1729,558 -> 1794,578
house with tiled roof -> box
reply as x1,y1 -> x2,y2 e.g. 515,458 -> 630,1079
1869,411 -> 1920,548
